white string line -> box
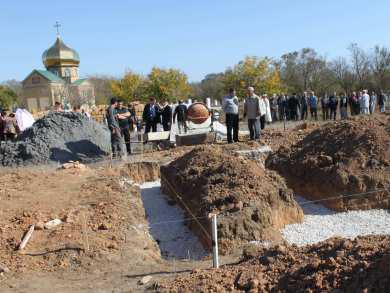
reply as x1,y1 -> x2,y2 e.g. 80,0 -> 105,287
299,188 -> 389,205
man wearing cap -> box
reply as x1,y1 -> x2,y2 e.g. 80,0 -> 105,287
244,87 -> 261,140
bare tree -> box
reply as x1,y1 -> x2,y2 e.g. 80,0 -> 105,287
370,45 -> 390,90
348,43 -> 371,89
331,57 -> 355,93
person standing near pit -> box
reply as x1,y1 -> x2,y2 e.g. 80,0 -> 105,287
116,100 -> 132,155
142,97 -> 159,133
260,94 -> 271,129
361,90 -> 370,114
300,92 -> 308,120
106,97 -> 123,158
222,88 -> 239,143
173,100 -> 188,134
160,100 -> 173,131
244,87 -> 261,140
370,91 -> 377,114
308,91 -> 318,120
270,94 -> 279,122
321,94 -> 330,120
339,93 -> 348,119
379,91 -> 387,113
329,92 -> 338,120
350,91 -> 359,115
288,93 -> 299,121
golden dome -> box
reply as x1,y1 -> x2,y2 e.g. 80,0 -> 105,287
42,37 -> 80,68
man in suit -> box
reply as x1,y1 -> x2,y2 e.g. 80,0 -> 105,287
142,97 -> 159,133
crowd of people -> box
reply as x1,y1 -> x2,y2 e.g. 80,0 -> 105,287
222,87 -> 388,143
265,89 -> 387,123
105,97 -> 191,157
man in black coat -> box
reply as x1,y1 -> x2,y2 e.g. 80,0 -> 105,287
288,93 -> 299,121
173,100 -> 188,134
142,98 -> 159,133
159,100 -> 172,131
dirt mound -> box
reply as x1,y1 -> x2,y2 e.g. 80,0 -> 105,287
160,145 -> 303,254
159,235 -> 390,292
0,166 -> 160,274
0,112 -> 111,166
267,115 -> 390,211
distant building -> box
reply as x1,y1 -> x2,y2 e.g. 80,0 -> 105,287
22,34 -> 95,112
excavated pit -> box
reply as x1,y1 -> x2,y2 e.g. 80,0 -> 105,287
121,162 -> 207,260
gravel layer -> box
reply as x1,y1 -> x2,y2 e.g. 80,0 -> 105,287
140,181 -> 207,260
281,195 -> 390,246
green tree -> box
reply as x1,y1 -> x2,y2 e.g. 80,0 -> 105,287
0,86 -> 17,109
110,71 -> 147,102
222,56 -> 283,98
146,67 -> 191,102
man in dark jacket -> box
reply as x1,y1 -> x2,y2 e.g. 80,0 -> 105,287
159,100 -> 172,131
106,97 -> 123,158
288,93 -> 299,121
339,93 -> 348,119
173,100 -> 188,134
329,92 -> 338,120
300,92 -> 308,120
142,98 -> 159,133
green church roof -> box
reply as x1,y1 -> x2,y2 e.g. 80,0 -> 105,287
72,78 -> 87,85
35,69 -> 64,82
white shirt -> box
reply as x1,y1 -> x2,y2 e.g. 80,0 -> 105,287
362,94 -> 370,108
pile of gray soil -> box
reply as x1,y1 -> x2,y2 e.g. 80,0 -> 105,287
0,112 -> 111,167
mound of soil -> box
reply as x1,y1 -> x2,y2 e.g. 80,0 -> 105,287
266,115 -> 390,211
159,235 -> 390,292
0,166 -> 160,274
0,112 -> 111,166
160,145 -> 303,254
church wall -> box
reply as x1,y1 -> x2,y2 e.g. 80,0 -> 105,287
22,73 -> 64,112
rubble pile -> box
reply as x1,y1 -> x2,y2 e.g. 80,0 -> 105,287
267,115 -> 390,210
0,112 -> 111,166
161,145 -> 303,254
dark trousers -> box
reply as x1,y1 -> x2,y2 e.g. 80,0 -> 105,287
260,115 -> 266,130
301,106 -> 308,120
225,113 -> 239,143
330,107 -> 337,120
121,127 -> 131,154
248,118 -> 260,140
177,120 -> 187,134
271,110 -> 278,122
110,129 -> 123,158
290,109 -> 298,121
145,121 -> 157,133
310,107 -> 318,120
162,122 -> 171,131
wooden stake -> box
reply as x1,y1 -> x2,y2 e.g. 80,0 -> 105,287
18,225 -> 35,250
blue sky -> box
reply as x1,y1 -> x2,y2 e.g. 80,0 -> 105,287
1,0 -> 390,82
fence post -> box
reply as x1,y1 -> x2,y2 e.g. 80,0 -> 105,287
211,214 -> 219,268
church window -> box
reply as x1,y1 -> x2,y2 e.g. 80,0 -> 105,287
64,68 -> 71,77
32,76 -> 40,84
